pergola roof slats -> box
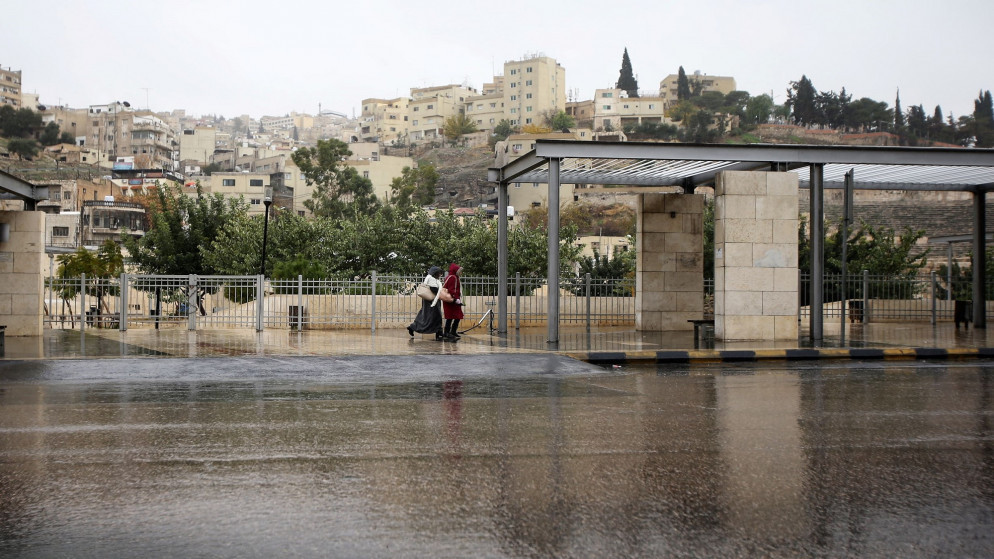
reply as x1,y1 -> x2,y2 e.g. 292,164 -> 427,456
490,140 -> 994,192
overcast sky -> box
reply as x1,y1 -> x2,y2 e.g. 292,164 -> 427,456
3,0 -> 991,121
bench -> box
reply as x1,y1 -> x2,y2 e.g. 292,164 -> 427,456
688,319 -> 715,349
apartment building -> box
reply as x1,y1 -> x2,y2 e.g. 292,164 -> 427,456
360,97 -> 409,144
503,131 -> 585,211
178,126 -> 217,164
0,65 -> 22,107
206,172 -> 273,216
502,55 -> 566,127
408,84 -> 477,144
592,88 -> 670,132
659,71 -> 736,104
463,92 -> 504,133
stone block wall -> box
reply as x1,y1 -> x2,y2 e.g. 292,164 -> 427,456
636,193 -> 704,331
714,172 -> 798,340
0,211 -> 45,336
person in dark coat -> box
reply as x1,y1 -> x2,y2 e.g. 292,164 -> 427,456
442,263 -> 464,339
408,266 -> 445,341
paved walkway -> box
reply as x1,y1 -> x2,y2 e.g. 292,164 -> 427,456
4,322 -> 994,363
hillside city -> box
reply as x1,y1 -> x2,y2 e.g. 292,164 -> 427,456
2,51 -> 993,277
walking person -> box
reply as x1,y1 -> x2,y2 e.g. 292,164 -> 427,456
441,263 -> 464,340
408,266 -> 446,341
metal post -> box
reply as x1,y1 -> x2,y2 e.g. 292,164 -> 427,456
947,244 -> 953,301
931,271 -> 937,326
810,164 -> 825,341
256,274 -> 264,332
80,273 -> 86,332
585,272 -> 591,332
370,270 -> 377,333
297,274 -> 304,330
515,272 -> 521,330
862,269 -> 869,324
188,275 -> 197,331
497,180 -> 509,333
973,192 -> 986,328
547,157 -> 561,344
840,169 -> 853,344
120,273 -> 128,331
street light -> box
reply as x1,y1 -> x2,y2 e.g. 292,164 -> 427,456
260,186 -> 273,277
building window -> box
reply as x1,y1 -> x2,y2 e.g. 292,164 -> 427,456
52,226 -> 69,237
526,67 -> 532,73
603,105 -> 612,110
623,104 -> 629,109
648,104 -> 655,109
413,107 -> 419,112
525,80 -> 532,86
510,82 -> 516,88
250,198 -> 261,205
602,92 -> 613,98
490,102 -> 497,108
510,95 -> 517,101
514,183 -> 521,188
427,104 -> 433,110
510,69 -> 517,75
526,93 -> 532,99
533,182 -> 539,188
413,120 -> 418,126
222,179 -> 235,186
249,179 -> 264,187
510,108 -> 517,114
526,106 -> 532,112
363,171 -> 369,178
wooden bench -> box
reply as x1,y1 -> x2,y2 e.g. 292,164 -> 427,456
688,319 -> 714,349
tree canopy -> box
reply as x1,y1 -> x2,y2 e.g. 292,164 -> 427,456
389,163 -> 439,209
616,48 -> 639,98
291,139 -> 380,219
442,113 -> 477,143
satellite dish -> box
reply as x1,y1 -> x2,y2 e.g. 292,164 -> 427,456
123,101 -> 131,107
37,105 -> 47,111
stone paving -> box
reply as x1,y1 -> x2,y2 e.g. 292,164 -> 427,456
3,321 -> 994,362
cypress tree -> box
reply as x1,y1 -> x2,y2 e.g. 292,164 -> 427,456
677,66 -> 691,100
616,48 -> 639,98
894,88 -> 905,132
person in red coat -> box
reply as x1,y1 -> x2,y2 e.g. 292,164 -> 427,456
442,263 -> 464,340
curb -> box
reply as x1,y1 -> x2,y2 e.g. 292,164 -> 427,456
565,347 -> 994,364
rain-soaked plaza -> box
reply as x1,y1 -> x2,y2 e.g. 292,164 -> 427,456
1,351 -> 993,558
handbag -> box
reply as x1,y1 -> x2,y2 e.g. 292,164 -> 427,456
416,284 -> 434,301
438,287 -> 455,303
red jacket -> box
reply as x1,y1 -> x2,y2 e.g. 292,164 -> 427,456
442,264 -> 463,320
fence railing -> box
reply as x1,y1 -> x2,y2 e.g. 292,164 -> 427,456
799,271 -> 994,323
44,273 -> 636,332
44,271 -> 991,332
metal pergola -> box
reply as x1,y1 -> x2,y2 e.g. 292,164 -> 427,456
488,141 -> 994,344
1,169 -> 51,210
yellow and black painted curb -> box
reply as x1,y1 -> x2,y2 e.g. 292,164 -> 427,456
565,347 -> 994,365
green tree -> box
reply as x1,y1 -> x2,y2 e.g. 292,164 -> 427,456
493,119 -> 515,141
973,90 -> 994,147
124,183 -> 248,276
7,138 -> 38,160
676,66 -> 691,100
0,107 -> 42,137
546,110 -> 576,131
894,89 -> 905,134
616,48 -> 639,98
745,94 -> 774,124
442,113 -> 477,143
40,121 -> 62,146
59,131 -> 74,144
389,163 -> 439,209
55,240 -> 124,321
787,75 -> 818,125
292,139 -> 380,219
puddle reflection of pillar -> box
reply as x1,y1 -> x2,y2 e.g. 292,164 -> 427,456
716,373 -> 807,539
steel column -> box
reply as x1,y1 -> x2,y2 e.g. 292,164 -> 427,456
547,158 -> 561,344
973,192 -> 987,328
497,180 -> 509,333
810,164 -> 825,341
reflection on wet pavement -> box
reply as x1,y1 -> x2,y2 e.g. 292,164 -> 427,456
1,358 -> 993,557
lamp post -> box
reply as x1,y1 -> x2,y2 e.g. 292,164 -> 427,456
260,186 -> 273,277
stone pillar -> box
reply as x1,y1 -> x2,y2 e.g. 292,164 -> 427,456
0,211 -> 45,336
714,171 -> 798,341
636,193 -> 704,331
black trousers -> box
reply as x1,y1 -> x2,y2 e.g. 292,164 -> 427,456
444,318 -> 460,335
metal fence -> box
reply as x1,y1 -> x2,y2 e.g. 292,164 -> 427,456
44,273 -> 637,332
799,271 -> 994,323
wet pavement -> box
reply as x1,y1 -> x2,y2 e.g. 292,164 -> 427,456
2,353 -> 994,557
